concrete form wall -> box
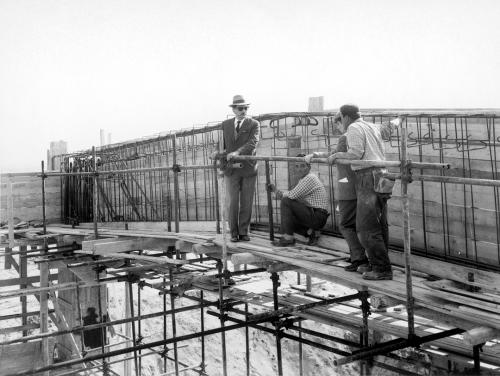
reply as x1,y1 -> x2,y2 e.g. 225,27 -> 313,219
0,174 -> 61,224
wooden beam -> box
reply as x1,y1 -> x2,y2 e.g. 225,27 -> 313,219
463,326 -> 500,346
82,237 -> 176,255
76,251 -> 189,265
0,273 -> 59,288
192,243 -> 220,255
0,323 -> 40,335
0,309 -> 55,321
315,235 -> 500,293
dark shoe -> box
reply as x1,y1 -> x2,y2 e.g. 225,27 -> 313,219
357,264 -> 372,274
239,235 -> 250,241
344,259 -> 369,272
362,270 -> 393,280
272,238 -> 296,247
307,231 -> 320,246
230,236 -> 239,242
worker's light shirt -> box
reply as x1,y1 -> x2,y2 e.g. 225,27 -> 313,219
345,118 -> 386,171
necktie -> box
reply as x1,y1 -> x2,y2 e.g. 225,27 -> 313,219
236,120 -> 241,133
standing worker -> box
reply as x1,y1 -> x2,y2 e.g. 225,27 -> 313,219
306,112 -> 366,272
221,95 -> 260,242
308,104 -> 395,280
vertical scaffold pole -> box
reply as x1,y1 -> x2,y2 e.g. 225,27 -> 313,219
297,273 -> 303,376
169,266 -> 180,376
137,285 -> 142,375
96,268 -> 109,375
271,272 -> 283,376
245,301 -> 250,376
359,289 -> 371,376
265,161 -> 275,241
217,260 -> 228,376
40,161 -> 49,376
400,126 -> 416,339
172,135 -> 180,233
128,280 -> 140,376
214,159 -> 221,234
20,245 -> 28,337
163,276 -> 168,373
92,146 -> 98,239
200,289 -> 207,374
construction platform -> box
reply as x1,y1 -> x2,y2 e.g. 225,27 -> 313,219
2,110 -> 500,375
1,221 -> 500,375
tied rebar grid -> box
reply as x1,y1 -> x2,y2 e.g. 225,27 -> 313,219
56,112 -> 500,270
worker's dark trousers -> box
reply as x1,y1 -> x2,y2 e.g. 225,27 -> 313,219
280,197 -> 329,236
338,199 -> 366,263
355,170 -> 392,273
225,174 -> 257,238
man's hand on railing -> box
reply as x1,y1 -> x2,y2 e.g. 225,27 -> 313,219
304,154 -> 314,164
226,151 -> 239,161
327,153 -> 339,165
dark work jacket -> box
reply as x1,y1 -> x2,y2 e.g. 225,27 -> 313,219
336,135 -> 357,200
222,117 -> 260,177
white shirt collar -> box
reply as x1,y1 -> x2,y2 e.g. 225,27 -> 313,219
234,117 -> 246,127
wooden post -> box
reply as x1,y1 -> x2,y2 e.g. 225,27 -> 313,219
124,282 -> 132,376
5,181 -> 13,269
40,240 -> 50,375
20,245 -> 28,337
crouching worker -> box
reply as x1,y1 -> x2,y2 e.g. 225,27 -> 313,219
268,154 -> 330,246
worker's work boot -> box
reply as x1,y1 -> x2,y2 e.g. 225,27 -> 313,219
362,270 -> 393,280
307,230 -> 320,246
272,237 -> 296,247
357,264 -> 372,274
344,259 -> 369,272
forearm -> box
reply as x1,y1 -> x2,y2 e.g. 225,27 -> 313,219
333,151 -> 360,160
312,151 -> 330,158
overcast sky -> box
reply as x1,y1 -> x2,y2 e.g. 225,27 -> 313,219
1,0 -> 499,172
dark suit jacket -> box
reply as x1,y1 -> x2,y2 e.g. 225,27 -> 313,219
222,117 -> 260,177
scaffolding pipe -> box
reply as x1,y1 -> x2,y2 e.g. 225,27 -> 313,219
265,161 -> 275,241
400,127 -> 416,339
216,260 -> 228,376
0,302 -> 209,346
7,322 -> 249,376
334,328 -> 465,366
270,272 -> 283,376
92,146 -> 98,239
169,266 -> 180,376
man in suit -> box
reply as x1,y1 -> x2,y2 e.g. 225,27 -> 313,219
222,95 -> 260,242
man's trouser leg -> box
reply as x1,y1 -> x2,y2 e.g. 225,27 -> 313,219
238,174 -> 257,236
225,175 -> 241,238
338,199 -> 366,263
355,172 -> 392,273
280,198 -> 328,236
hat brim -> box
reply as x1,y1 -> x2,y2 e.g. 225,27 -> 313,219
229,103 -> 250,107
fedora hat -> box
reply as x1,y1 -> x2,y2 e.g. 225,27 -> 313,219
229,95 -> 250,107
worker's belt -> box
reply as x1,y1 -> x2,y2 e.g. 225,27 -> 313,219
312,207 -> 329,216
355,167 -> 379,175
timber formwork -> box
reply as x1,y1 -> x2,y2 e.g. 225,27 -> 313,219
1,110 -> 500,376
